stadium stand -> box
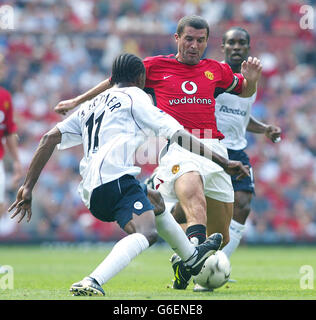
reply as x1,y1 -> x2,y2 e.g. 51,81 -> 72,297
1,0 -> 315,243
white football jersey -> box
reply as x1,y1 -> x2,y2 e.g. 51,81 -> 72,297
215,91 -> 256,150
56,86 -> 183,208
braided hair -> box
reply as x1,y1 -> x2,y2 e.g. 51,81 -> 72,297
110,53 -> 145,85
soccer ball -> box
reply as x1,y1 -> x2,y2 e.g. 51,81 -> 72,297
193,251 -> 231,289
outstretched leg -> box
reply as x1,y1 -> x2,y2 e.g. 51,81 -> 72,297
70,211 -> 156,296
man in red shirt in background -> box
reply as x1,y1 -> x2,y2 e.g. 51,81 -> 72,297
0,54 -> 22,217
54,15 -> 262,289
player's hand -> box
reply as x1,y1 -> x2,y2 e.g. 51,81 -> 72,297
54,98 -> 78,115
8,186 -> 33,223
241,56 -> 262,83
264,125 -> 282,143
224,160 -> 250,180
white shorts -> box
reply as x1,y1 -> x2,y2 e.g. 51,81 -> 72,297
153,139 -> 234,203
0,160 -> 5,204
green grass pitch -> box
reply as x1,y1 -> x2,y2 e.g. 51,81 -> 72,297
1,244 -> 316,300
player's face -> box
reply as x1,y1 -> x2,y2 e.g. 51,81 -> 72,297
222,30 -> 250,69
175,26 -> 208,65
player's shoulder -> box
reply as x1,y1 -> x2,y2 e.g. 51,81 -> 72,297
202,58 -> 232,70
119,86 -> 144,96
143,54 -> 176,65
110,86 -> 150,105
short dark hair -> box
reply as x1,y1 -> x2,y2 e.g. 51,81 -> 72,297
176,15 -> 210,38
110,53 -> 145,85
222,27 -> 250,45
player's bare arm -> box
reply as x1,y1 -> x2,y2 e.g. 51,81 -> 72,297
247,115 -> 282,142
239,56 -> 262,97
8,127 -> 62,223
170,129 -> 250,180
54,78 -> 112,115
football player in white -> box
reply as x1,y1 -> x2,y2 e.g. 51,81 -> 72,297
9,53 -> 249,296
215,27 -> 281,260
53,16 -> 263,290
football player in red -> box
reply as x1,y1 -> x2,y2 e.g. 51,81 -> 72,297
0,54 -> 22,217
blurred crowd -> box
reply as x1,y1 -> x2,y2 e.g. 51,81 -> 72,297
0,0 -> 316,243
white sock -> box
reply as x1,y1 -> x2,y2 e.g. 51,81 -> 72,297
222,219 -> 245,259
155,210 -> 196,263
89,233 -> 149,286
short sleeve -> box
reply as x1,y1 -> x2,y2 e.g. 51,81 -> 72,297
56,109 -> 82,150
214,63 -> 244,97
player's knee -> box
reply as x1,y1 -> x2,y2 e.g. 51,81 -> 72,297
139,212 -> 159,245
124,212 -> 158,245
234,192 -> 252,224
147,189 -> 165,216
235,198 -> 251,214
144,228 -> 158,246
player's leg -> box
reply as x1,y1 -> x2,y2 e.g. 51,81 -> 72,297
221,150 -> 255,259
205,197 -> 233,248
169,172 -> 223,289
149,195 -> 222,289
144,184 -> 222,289
174,171 -> 207,244
142,182 -> 198,263
146,186 -> 222,275
171,201 -> 187,231
144,178 -> 217,266
70,176 -> 156,296
150,146 -> 226,289
233,190 -> 253,224
145,186 -> 197,261
171,201 -> 233,247
71,211 -> 156,296
221,190 -> 252,258
190,196 -> 233,292
151,141 -> 210,245
141,182 -> 166,215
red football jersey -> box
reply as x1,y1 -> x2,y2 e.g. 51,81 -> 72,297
144,54 -> 244,139
0,87 -> 17,159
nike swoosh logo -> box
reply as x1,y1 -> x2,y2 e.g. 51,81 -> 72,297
163,75 -> 173,79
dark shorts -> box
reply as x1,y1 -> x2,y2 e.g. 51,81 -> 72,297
89,175 -> 154,229
227,149 -> 255,194
140,182 -> 148,196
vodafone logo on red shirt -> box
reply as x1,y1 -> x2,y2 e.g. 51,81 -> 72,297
169,80 -> 212,106
181,81 -> 197,94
